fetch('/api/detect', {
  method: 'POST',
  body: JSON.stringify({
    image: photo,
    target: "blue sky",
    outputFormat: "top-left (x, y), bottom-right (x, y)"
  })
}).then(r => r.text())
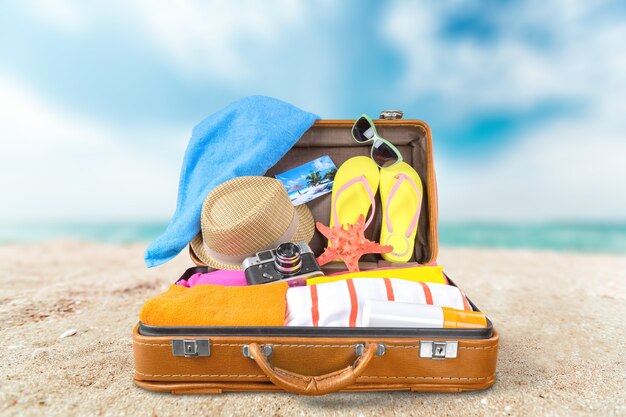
top-left (1, 1), bottom-right (625, 222)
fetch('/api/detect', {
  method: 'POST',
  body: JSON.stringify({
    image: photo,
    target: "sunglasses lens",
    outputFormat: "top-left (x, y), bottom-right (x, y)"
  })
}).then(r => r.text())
top-left (372, 140), bottom-right (400, 168)
top-left (352, 117), bottom-right (376, 143)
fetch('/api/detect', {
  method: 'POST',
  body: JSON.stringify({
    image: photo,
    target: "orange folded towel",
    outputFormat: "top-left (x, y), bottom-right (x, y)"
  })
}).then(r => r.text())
top-left (139, 282), bottom-right (288, 327)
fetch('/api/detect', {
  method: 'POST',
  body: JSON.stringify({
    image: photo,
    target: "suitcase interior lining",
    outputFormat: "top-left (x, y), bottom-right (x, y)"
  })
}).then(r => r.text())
top-left (265, 122), bottom-right (433, 264)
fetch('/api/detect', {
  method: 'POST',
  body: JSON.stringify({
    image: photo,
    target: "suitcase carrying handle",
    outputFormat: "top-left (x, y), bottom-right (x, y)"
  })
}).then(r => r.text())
top-left (246, 342), bottom-right (379, 396)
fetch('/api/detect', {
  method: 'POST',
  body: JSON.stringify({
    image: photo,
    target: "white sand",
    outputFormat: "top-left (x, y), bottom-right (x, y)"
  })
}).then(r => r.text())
top-left (0, 241), bottom-right (624, 416)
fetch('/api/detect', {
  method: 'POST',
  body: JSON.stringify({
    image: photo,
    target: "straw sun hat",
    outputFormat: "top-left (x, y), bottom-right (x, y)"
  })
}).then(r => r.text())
top-left (189, 176), bottom-right (315, 270)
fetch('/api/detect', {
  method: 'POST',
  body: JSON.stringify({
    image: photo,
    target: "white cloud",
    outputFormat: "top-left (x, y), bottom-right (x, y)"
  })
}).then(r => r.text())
top-left (21, 0), bottom-right (342, 114)
top-left (313, 157), bottom-right (333, 172)
top-left (437, 113), bottom-right (626, 221)
top-left (382, 0), bottom-right (626, 117)
top-left (23, 1), bottom-right (330, 82)
top-left (129, 0), bottom-right (310, 81)
top-left (27, 0), bottom-right (87, 33)
top-left (126, 0), bottom-right (341, 113)
top-left (0, 74), bottom-right (188, 222)
top-left (383, 0), bottom-right (626, 220)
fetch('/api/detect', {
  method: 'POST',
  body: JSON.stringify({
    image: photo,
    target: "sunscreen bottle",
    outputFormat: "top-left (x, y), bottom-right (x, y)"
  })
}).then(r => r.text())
top-left (361, 300), bottom-right (487, 329)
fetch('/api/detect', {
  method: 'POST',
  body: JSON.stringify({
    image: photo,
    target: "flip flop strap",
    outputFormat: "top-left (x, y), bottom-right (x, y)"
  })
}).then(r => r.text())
top-left (385, 173), bottom-right (422, 237)
top-left (332, 175), bottom-right (376, 229)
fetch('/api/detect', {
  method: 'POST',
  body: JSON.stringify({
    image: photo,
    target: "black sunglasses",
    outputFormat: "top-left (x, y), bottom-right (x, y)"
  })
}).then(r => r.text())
top-left (352, 114), bottom-right (403, 168)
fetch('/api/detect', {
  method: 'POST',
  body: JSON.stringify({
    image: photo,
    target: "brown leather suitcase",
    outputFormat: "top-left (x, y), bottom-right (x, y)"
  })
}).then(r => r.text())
top-left (133, 115), bottom-right (499, 395)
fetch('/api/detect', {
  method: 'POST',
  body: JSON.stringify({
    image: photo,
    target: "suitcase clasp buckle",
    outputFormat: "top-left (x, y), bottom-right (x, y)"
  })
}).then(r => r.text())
top-left (419, 341), bottom-right (458, 359)
top-left (172, 339), bottom-right (211, 357)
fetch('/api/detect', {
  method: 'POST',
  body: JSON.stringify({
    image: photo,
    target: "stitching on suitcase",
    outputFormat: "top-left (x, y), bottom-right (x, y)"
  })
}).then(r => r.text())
top-left (133, 341), bottom-right (497, 349)
top-left (213, 344), bottom-right (353, 348)
top-left (359, 374), bottom-right (495, 381)
top-left (135, 371), bottom-right (265, 378)
top-left (257, 344), bottom-right (353, 348)
top-left (134, 370), bottom-right (494, 380)
top-left (134, 342), bottom-right (171, 346)
top-left (458, 346), bottom-right (497, 350)
top-left (273, 367), bottom-right (348, 383)
top-left (134, 342), bottom-right (356, 348)
top-left (383, 345), bottom-right (497, 350)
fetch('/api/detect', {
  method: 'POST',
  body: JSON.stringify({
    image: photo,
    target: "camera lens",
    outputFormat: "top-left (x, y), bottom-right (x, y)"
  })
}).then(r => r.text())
top-left (274, 243), bottom-right (302, 276)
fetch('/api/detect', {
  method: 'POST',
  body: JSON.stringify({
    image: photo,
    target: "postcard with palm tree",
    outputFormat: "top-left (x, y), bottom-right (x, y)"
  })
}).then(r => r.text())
top-left (275, 156), bottom-right (338, 206)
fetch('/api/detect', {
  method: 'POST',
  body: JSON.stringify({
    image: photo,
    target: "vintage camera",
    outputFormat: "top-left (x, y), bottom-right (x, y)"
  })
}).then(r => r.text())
top-left (242, 242), bottom-right (324, 286)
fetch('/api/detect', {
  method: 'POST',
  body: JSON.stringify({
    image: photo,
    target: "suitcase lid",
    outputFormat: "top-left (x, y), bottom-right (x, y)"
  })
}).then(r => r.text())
top-left (190, 111), bottom-right (438, 267)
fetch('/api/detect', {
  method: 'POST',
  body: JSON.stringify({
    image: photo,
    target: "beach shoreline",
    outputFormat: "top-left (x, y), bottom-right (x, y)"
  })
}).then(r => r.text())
top-left (0, 241), bottom-right (624, 416)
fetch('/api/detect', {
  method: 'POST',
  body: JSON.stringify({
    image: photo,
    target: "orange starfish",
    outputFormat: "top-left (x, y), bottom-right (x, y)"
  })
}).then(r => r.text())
top-left (316, 214), bottom-right (393, 272)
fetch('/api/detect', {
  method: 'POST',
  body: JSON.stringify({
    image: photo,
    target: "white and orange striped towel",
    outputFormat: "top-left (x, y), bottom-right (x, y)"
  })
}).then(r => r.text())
top-left (285, 278), bottom-right (471, 327)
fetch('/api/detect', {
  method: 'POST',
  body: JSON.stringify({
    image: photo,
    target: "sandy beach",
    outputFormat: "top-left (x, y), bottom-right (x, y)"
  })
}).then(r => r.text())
top-left (0, 241), bottom-right (624, 416)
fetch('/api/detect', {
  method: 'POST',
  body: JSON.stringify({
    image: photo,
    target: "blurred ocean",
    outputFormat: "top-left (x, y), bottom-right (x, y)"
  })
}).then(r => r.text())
top-left (438, 223), bottom-right (626, 253)
top-left (1, 222), bottom-right (625, 253)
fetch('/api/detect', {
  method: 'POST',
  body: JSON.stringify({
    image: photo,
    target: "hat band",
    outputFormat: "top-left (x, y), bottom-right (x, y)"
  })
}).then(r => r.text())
top-left (202, 209), bottom-right (300, 266)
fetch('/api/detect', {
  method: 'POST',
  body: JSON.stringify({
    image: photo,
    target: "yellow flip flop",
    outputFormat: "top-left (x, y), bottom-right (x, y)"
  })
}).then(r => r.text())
top-left (329, 156), bottom-right (380, 230)
top-left (379, 161), bottom-right (423, 263)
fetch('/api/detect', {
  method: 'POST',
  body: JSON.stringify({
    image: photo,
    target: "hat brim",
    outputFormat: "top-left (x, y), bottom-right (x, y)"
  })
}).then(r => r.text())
top-left (189, 204), bottom-right (315, 271)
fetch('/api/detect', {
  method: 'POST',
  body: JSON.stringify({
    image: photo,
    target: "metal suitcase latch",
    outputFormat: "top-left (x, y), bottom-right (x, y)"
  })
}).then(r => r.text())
top-left (379, 110), bottom-right (404, 119)
top-left (172, 339), bottom-right (210, 358)
top-left (242, 344), bottom-right (273, 359)
top-left (355, 343), bottom-right (386, 357)
top-left (419, 341), bottom-right (458, 359)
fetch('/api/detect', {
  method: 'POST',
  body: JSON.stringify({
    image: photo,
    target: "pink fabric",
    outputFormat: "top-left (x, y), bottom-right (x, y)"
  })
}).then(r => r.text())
top-left (176, 270), bottom-right (248, 287)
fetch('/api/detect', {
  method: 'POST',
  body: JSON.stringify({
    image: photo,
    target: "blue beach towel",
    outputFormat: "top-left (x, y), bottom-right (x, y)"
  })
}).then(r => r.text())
top-left (145, 96), bottom-right (319, 267)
